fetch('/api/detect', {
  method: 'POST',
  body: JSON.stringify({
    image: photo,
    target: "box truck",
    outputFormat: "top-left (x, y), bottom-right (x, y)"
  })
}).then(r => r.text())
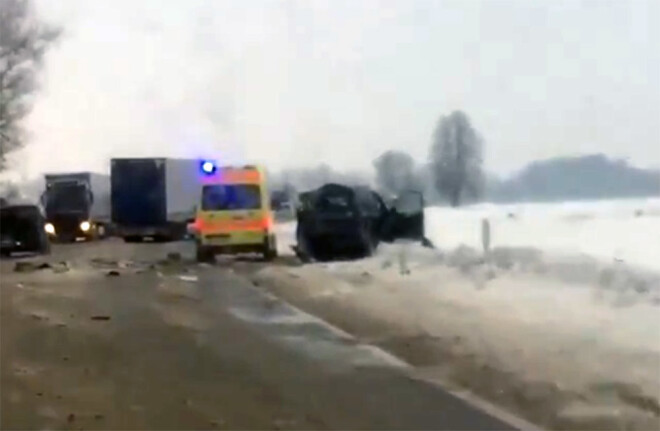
top-left (111, 158), bottom-right (200, 242)
top-left (41, 172), bottom-right (111, 241)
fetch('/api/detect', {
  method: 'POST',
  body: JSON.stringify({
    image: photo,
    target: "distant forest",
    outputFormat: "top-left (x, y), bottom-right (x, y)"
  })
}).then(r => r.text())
top-left (485, 154), bottom-right (660, 203)
top-left (272, 154), bottom-right (660, 205)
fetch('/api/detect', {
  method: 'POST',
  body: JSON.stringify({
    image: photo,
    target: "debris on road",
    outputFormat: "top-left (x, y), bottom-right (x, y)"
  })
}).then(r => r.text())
top-left (91, 258), bottom-right (134, 269)
top-left (90, 315), bottom-right (111, 321)
top-left (14, 262), bottom-right (40, 272)
top-left (14, 261), bottom-right (70, 273)
top-left (52, 261), bottom-right (70, 273)
top-left (105, 270), bottom-right (121, 277)
top-left (209, 419), bottom-right (225, 428)
top-left (167, 252), bottom-right (182, 262)
top-left (90, 257), bottom-right (117, 267)
top-left (178, 275), bottom-right (198, 282)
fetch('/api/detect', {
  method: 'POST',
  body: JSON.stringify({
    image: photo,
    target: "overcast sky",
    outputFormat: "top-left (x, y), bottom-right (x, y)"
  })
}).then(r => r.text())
top-left (15, 0), bottom-right (660, 178)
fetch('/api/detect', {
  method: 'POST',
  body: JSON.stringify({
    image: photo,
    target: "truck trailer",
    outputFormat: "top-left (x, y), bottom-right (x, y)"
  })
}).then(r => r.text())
top-left (41, 172), bottom-right (111, 241)
top-left (111, 158), bottom-right (200, 242)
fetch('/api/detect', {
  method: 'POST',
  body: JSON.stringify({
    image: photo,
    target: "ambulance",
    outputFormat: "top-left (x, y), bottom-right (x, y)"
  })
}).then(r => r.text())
top-left (190, 162), bottom-right (277, 262)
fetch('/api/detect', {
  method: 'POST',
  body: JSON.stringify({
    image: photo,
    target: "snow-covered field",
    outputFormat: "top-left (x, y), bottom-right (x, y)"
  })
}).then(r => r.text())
top-left (270, 198), bottom-right (660, 430)
top-left (426, 197), bottom-right (660, 272)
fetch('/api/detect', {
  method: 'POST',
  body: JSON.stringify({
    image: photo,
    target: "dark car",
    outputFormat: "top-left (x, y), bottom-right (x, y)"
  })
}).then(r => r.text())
top-left (0, 204), bottom-right (51, 257)
top-left (294, 183), bottom-right (425, 261)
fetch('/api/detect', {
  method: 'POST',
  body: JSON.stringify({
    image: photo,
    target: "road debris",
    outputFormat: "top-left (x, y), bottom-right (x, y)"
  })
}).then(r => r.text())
top-left (209, 419), bottom-right (226, 427)
top-left (178, 275), bottom-right (198, 282)
top-left (14, 261), bottom-right (70, 273)
top-left (14, 262), bottom-right (40, 272)
top-left (52, 261), bottom-right (70, 273)
top-left (90, 315), bottom-right (111, 321)
top-left (167, 252), bottom-right (182, 262)
top-left (90, 257), bottom-right (119, 267)
top-left (105, 270), bottom-right (121, 277)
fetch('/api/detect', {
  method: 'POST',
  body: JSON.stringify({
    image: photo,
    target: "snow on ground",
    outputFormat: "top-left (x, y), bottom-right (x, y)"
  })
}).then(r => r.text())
top-left (270, 198), bottom-right (660, 429)
top-left (426, 197), bottom-right (660, 272)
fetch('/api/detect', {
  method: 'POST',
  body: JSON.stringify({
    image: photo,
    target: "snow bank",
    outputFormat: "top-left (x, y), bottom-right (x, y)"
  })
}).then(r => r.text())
top-left (257, 242), bottom-right (660, 429)
top-left (268, 199), bottom-right (660, 429)
top-left (426, 197), bottom-right (660, 272)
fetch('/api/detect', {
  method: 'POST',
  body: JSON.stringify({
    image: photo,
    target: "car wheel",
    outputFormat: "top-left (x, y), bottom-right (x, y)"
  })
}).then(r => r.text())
top-left (196, 245), bottom-right (214, 263)
top-left (360, 229), bottom-right (376, 257)
top-left (40, 239), bottom-right (51, 255)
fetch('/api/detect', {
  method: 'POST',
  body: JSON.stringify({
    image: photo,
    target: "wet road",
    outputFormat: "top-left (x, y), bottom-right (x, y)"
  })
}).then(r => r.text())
top-left (1, 240), bottom-right (518, 430)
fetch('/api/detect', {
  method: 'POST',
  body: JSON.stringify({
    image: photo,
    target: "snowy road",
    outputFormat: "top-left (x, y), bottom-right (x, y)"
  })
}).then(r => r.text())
top-left (1, 240), bottom-right (521, 430)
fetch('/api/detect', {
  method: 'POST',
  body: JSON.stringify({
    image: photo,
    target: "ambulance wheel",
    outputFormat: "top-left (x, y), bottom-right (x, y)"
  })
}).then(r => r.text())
top-left (196, 245), bottom-right (214, 263)
top-left (262, 236), bottom-right (277, 261)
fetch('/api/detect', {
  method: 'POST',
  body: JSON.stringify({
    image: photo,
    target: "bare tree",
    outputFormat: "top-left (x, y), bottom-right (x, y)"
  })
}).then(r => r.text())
top-left (372, 150), bottom-right (417, 198)
top-left (0, 0), bottom-right (59, 171)
top-left (429, 110), bottom-right (484, 207)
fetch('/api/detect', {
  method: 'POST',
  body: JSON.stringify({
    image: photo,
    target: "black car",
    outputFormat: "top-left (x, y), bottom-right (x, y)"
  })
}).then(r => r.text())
top-left (0, 204), bottom-right (51, 257)
top-left (294, 183), bottom-right (425, 261)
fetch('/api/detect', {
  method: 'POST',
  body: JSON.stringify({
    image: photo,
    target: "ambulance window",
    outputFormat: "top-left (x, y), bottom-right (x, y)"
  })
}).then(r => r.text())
top-left (202, 185), bottom-right (261, 210)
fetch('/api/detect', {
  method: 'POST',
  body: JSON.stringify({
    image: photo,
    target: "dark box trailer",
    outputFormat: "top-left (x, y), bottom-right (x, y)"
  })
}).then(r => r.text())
top-left (42, 172), bottom-right (111, 240)
top-left (111, 158), bottom-right (201, 241)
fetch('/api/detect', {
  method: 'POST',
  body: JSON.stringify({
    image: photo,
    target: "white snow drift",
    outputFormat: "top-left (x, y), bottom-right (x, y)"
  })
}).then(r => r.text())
top-left (270, 197), bottom-right (660, 429)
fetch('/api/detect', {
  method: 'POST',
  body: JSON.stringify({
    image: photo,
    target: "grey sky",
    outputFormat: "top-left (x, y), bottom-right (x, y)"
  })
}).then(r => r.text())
top-left (16, 0), bottom-right (660, 178)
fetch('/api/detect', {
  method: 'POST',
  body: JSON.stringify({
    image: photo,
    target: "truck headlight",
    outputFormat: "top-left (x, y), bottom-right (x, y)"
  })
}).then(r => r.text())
top-left (45, 223), bottom-right (55, 234)
top-left (80, 221), bottom-right (91, 232)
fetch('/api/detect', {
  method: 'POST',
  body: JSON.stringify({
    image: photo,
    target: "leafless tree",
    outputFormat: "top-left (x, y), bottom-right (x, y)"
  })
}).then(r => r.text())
top-left (429, 110), bottom-right (484, 207)
top-left (0, 0), bottom-right (60, 171)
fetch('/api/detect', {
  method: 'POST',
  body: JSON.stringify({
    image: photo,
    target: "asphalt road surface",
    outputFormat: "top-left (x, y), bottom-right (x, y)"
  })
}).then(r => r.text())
top-left (1, 239), bottom-right (520, 430)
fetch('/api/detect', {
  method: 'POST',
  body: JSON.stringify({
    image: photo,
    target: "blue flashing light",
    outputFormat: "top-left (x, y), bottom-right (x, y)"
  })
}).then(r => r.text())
top-left (200, 160), bottom-right (217, 175)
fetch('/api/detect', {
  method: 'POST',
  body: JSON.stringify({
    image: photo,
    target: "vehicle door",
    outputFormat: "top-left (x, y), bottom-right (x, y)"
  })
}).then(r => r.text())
top-left (380, 191), bottom-right (425, 242)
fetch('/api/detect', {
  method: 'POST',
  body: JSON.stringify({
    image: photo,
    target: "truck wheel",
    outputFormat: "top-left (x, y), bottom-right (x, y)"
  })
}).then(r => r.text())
top-left (196, 245), bottom-right (214, 263)
top-left (97, 224), bottom-right (106, 239)
top-left (39, 238), bottom-right (51, 255)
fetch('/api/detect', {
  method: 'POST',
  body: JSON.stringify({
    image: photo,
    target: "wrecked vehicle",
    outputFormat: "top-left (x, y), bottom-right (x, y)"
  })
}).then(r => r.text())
top-left (0, 203), bottom-right (51, 257)
top-left (293, 183), bottom-right (425, 261)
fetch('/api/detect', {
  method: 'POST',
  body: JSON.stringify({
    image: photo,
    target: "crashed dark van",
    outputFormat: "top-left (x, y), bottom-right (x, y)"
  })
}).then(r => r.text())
top-left (0, 203), bottom-right (51, 257)
top-left (294, 183), bottom-right (425, 261)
